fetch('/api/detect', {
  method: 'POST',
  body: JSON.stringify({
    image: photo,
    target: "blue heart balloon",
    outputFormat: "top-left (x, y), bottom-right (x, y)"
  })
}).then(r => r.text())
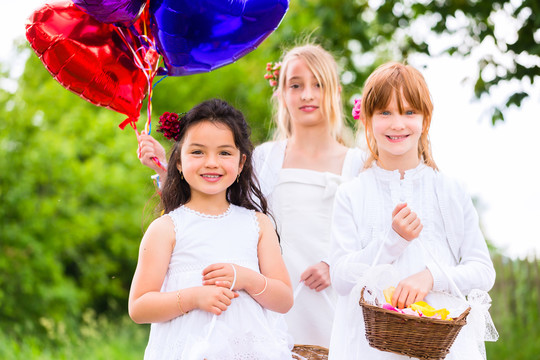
top-left (149, 0), bottom-right (289, 76)
top-left (73, 0), bottom-right (147, 25)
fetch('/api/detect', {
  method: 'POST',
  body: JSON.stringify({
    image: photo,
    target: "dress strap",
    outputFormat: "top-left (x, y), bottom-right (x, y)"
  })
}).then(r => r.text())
top-left (254, 140), bottom-right (287, 197)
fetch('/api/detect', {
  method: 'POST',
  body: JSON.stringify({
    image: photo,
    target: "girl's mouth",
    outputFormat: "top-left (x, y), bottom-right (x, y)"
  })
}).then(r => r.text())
top-left (387, 135), bottom-right (409, 141)
top-left (201, 174), bottom-right (222, 182)
top-left (300, 106), bottom-right (318, 112)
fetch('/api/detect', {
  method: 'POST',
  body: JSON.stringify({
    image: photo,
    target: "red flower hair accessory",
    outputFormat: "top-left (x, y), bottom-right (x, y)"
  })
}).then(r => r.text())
top-left (264, 62), bottom-right (281, 90)
top-left (352, 98), bottom-right (362, 120)
top-left (158, 111), bottom-right (183, 141)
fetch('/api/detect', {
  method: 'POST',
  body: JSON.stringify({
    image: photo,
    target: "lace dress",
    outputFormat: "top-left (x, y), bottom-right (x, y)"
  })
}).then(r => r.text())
top-left (143, 204), bottom-right (293, 360)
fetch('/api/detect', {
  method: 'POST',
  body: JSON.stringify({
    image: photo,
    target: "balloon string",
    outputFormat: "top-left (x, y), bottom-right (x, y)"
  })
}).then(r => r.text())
top-left (114, 26), bottom-right (165, 172)
top-left (148, 74), bottom-right (168, 172)
top-left (145, 72), bottom-right (155, 134)
top-left (146, 74), bottom-right (166, 172)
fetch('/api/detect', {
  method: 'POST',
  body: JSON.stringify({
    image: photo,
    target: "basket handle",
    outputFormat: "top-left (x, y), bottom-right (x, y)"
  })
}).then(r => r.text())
top-left (453, 305), bottom-right (471, 321)
top-left (370, 228), bottom-right (389, 268)
top-left (416, 238), bottom-right (466, 302)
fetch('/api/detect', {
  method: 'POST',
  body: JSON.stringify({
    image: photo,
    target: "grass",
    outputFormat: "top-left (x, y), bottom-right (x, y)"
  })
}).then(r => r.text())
top-left (0, 312), bottom-right (149, 360)
top-left (485, 253), bottom-right (540, 360)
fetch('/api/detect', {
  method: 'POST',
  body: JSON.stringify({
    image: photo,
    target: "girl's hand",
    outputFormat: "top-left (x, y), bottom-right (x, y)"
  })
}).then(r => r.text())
top-left (137, 131), bottom-right (167, 175)
top-left (202, 263), bottom-right (239, 290)
top-left (392, 203), bottom-right (423, 241)
top-left (391, 268), bottom-right (434, 309)
top-left (300, 261), bottom-right (331, 292)
top-left (195, 286), bottom-right (238, 315)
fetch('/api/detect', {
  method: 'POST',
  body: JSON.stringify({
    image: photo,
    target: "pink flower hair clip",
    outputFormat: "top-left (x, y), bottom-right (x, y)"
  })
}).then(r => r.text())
top-left (352, 98), bottom-right (362, 120)
top-left (264, 61), bottom-right (281, 90)
top-left (158, 111), bottom-right (185, 141)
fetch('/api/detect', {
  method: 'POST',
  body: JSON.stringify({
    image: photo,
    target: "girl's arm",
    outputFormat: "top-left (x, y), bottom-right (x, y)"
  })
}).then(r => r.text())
top-left (252, 212), bottom-right (293, 313)
top-left (128, 216), bottom-right (180, 323)
top-left (202, 213), bottom-right (293, 313)
top-left (394, 184), bottom-right (496, 307)
top-left (128, 216), bottom-right (237, 324)
top-left (428, 189), bottom-right (496, 295)
top-left (330, 183), bottom-right (410, 296)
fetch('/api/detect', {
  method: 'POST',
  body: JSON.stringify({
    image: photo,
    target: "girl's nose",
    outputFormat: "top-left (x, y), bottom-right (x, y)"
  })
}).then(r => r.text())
top-left (301, 87), bottom-right (314, 101)
top-left (205, 154), bottom-right (218, 167)
top-left (390, 115), bottom-right (406, 129)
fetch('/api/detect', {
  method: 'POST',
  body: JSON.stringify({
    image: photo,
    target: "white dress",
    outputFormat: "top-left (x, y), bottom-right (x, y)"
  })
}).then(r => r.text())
top-left (329, 163), bottom-right (497, 359)
top-left (144, 204), bottom-right (293, 360)
top-left (254, 140), bottom-right (365, 348)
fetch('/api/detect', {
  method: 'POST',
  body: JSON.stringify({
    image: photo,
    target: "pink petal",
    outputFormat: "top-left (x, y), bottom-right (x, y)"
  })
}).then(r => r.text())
top-left (401, 308), bottom-right (419, 316)
top-left (383, 303), bottom-right (398, 312)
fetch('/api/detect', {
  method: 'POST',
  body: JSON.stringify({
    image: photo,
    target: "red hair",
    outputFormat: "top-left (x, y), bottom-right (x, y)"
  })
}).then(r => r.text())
top-left (360, 62), bottom-right (437, 170)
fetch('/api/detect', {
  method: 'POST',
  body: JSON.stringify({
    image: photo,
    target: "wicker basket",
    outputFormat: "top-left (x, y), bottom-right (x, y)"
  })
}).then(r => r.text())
top-left (359, 287), bottom-right (470, 360)
top-left (292, 344), bottom-right (328, 360)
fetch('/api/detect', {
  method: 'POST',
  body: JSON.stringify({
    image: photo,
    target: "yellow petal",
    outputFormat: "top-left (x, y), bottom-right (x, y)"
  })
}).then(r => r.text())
top-left (383, 286), bottom-right (396, 304)
top-left (409, 301), bottom-right (451, 319)
top-left (434, 308), bottom-right (450, 320)
top-left (410, 302), bottom-right (436, 316)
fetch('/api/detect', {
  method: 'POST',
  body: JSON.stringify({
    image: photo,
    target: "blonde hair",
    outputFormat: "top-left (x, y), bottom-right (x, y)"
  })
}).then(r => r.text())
top-left (272, 44), bottom-right (351, 145)
top-left (360, 61), bottom-right (437, 170)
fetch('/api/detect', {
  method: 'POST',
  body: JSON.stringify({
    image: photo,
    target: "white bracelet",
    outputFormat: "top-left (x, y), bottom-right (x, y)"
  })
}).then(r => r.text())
top-left (230, 264), bottom-right (237, 290)
top-left (252, 275), bottom-right (267, 296)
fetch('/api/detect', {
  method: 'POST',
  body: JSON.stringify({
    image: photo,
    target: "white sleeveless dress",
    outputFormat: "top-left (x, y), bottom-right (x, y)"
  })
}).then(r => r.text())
top-left (143, 204), bottom-right (293, 360)
top-left (256, 142), bottom-right (365, 348)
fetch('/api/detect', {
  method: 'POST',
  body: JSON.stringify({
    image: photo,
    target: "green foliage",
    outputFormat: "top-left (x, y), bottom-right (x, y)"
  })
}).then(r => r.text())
top-left (486, 253), bottom-right (540, 359)
top-left (290, 0), bottom-right (539, 124)
top-left (0, 54), bottom-right (157, 336)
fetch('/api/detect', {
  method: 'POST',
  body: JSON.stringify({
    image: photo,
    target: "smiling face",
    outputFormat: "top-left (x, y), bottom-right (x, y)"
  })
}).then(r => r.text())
top-left (360, 62), bottom-right (436, 171)
top-left (177, 121), bottom-right (246, 204)
top-left (371, 93), bottom-right (423, 171)
top-left (282, 58), bottom-right (325, 131)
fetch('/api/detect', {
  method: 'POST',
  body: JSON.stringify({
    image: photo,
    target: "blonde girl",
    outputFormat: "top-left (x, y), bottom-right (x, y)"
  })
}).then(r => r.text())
top-left (253, 43), bottom-right (365, 348)
top-left (329, 62), bottom-right (496, 359)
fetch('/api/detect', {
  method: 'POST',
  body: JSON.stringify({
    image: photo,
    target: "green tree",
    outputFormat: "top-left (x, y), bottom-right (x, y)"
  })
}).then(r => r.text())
top-left (295, 0), bottom-right (539, 124)
top-left (0, 52), bottom-right (156, 336)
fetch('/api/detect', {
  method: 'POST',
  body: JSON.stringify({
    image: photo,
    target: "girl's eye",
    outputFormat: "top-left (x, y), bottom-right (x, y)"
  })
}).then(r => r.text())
top-left (381, 111), bottom-right (390, 116)
top-left (290, 84), bottom-right (300, 89)
top-left (191, 150), bottom-right (203, 155)
top-left (220, 151), bottom-right (232, 156)
top-left (315, 83), bottom-right (321, 88)
top-left (405, 110), bottom-right (415, 115)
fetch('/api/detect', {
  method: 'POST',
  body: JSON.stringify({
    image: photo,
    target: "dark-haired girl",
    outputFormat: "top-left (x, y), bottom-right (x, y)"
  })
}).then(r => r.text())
top-left (129, 99), bottom-right (294, 359)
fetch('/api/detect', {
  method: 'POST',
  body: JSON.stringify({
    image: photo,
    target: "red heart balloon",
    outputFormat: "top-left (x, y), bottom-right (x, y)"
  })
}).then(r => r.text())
top-left (25, 1), bottom-right (158, 126)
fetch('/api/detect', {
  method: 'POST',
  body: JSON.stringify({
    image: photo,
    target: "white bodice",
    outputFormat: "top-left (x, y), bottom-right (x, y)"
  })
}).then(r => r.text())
top-left (144, 204), bottom-right (292, 360)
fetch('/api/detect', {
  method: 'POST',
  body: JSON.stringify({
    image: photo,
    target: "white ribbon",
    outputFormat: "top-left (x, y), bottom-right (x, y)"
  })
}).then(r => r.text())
top-left (322, 173), bottom-right (343, 200)
top-left (185, 264), bottom-right (238, 360)
top-left (294, 281), bottom-right (335, 311)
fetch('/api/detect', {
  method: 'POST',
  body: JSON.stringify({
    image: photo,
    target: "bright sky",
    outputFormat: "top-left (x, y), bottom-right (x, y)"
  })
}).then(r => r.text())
top-left (4, 1), bottom-right (540, 259)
